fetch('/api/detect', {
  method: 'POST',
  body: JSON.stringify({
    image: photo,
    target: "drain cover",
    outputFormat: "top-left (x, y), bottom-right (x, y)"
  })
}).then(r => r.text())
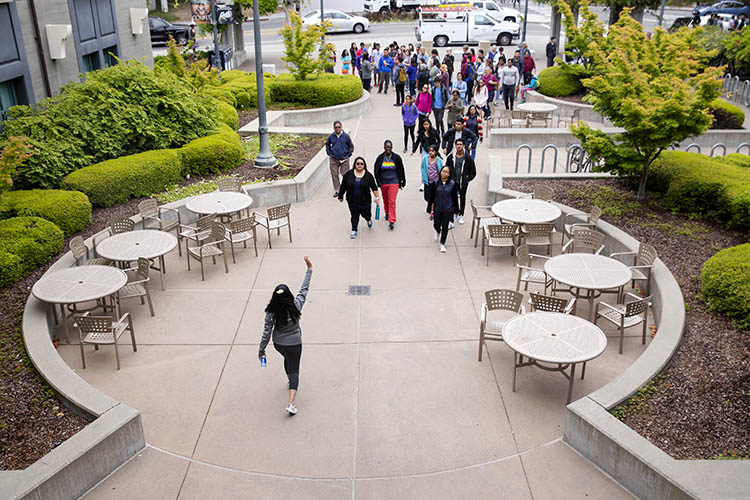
top-left (347, 285), bottom-right (371, 296)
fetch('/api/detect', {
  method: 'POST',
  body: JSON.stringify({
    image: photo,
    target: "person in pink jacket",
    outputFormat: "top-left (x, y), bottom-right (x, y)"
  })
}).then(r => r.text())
top-left (415, 83), bottom-right (433, 129)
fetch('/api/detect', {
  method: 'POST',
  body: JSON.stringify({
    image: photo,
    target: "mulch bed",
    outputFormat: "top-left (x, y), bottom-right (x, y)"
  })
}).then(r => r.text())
top-left (0, 132), bottom-right (323, 470)
top-left (506, 178), bottom-right (750, 460)
top-left (548, 93), bottom-right (588, 104)
top-left (238, 109), bottom-right (258, 129)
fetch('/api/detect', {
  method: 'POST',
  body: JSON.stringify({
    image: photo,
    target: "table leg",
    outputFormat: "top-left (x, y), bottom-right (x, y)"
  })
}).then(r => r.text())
top-left (588, 290), bottom-right (596, 322)
top-left (159, 255), bottom-right (166, 291)
top-left (581, 361), bottom-right (587, 380)
top-left (566, 363), bottom-right (577, 404)
top-left (512, 352), bottom-right (518, 392)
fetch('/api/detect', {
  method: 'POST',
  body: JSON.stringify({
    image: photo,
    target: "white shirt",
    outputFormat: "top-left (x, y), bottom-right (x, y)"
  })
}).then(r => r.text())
top-left (500, 65), bottom-right (520, 86)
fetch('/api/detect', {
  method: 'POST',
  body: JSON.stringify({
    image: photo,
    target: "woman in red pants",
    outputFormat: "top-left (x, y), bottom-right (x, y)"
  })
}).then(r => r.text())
top-left (373, 140), bottom-right (406, 230)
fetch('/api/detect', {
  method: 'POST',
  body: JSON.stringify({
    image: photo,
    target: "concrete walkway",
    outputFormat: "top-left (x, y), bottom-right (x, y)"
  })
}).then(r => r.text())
top-left (63, 91), bottom-right (647, 499)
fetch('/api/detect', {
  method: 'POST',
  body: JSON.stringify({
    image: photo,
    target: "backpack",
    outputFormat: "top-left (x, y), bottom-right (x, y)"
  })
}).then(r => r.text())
top-left (398, 65), bottom-right (407, 83)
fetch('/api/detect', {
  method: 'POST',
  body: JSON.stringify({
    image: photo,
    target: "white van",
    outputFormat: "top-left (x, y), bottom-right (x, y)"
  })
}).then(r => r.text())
top-left (416, 8), bottom-right (520, 46)
top-left (443, 0), bottom-right (522, 23)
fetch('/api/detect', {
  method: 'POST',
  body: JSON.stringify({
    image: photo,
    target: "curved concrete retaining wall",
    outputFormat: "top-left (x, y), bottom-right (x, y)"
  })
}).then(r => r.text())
top-left (488, 168), bottom-right (750, 499)
top-left (528, 90), bottom-right (612, 125)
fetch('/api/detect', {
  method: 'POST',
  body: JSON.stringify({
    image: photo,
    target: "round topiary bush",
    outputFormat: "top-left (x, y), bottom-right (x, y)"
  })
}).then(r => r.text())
top-left (178, 128), bottom-right (245, 177)
top-left (709, 99), bottom-right (745, 129)
top-left (0, 189), bottom-right (91, 236)
top-left (701, 243), bottom-right (750, 329)
top-left (537, 66), bottom-right (583, 97)
top-left (0, 216), bottom-right (63, 287)
top-left (270, 73), bottom-right (363, 107)
top-left (214, 99), bottom-right (239, 130)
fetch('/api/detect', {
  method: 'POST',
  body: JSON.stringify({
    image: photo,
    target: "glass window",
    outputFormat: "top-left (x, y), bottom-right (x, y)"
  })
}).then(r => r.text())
top-left (0, 80), bottom-right (19, 113)
top-left (486, 3), bottom-right (499, 10)
top-left (475, 15), bottom-right (493, 25)
top-left (82, 52), bottom-right (100, 73)
top-left (104, 46), bottom-right (118, 67)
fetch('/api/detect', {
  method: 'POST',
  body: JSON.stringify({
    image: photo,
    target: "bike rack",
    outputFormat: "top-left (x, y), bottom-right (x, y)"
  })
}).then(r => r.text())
top-left (737, 143), bottom-right (750, 155)
top-left (710, 143), bottom-right (726, 157)
top-left (514, 144), bottom-right (532, 173)
top-left (540, 144), bottom-right (558, 173)
top-left (742, 80), bottom-right (750, 106)
top-left (685, 143), bottom-right (701, 154)
top-left (565, 144), bottom-right (582, 172)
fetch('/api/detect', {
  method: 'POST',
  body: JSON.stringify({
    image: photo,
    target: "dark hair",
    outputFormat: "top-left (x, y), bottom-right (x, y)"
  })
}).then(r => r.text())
top-left (265, 285), bottom-right (301, 328)
top-left (455, 137), bottom-right (465, 145)
top-left (455, 118), bottom-right (463, 124)
top-left (333, 120), bottom-right (342, 128)
top-left (353, 156), bottom-right (368, 169)
top-left (383, 140), bottom-right (393, 148)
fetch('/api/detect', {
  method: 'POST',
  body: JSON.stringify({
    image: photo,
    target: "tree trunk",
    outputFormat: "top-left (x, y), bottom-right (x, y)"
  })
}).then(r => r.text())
top-left (608, 4), bottom-right (623, 26)
top-left (550, 5), bottom-right (562, 44)
top-left (631, 6), bottom-right (645, 24)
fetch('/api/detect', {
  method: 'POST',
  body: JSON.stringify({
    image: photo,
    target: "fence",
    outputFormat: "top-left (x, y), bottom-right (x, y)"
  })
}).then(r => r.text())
top-left (721, 73), bottom-right (750, 107)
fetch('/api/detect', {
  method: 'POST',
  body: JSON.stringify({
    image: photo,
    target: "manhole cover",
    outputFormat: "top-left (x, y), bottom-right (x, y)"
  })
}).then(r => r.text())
top-left (347, 285), bottom-right (371, 296)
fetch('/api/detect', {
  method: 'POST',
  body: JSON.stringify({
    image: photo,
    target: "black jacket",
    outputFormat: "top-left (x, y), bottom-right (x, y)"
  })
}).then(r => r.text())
top-left (445, 152), bottom-right (476, 190)
top-left (441, 127), bottom-right (477, 155)
top-left (426, 179), bottom-right (459, 214)
top-left (373, 152), bottom-right (406, 188)
top-left (417, 69), bottom-right (430, 90)
top-left (338, 169), bottom-right (378, 204)
top-left (546, 42), bottom-right (557, 58)
top-left (413, 126), bottom-right (440, 154)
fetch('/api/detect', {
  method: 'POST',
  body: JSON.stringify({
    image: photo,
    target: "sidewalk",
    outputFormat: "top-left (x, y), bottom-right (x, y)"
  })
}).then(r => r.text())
top-left (68, 90), bottom-right (642, 500)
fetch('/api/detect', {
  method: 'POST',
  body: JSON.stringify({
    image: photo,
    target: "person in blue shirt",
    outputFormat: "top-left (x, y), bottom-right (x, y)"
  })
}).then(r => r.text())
top-left (378, 51), bottom-right (393, 94)
top-left (431, 79), bottom-right (448, 136)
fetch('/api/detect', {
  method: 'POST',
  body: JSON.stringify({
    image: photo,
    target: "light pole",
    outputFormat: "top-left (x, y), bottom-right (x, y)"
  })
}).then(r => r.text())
top-left (210, 0), bottom-right (221, 73)
top-left (320, 0), bottom-right (325, 47)
top-left (658, 0), bottom-right (667, 26)
top-left (252, 0), bottom-right (278, 168)
top-left (521, 0), bottom-right (530, 48)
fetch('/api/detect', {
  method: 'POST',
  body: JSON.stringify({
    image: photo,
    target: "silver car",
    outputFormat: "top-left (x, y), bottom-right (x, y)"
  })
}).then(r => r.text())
top-left (302, 9), bottom-right (371, 34)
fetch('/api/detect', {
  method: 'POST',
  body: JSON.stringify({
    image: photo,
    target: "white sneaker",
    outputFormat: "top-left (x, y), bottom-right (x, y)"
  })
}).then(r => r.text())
top-left (458, 215), bottom-right (465, 224)
top-left (448, 221), bottom-right (454, 229)
top-left (434, 232), bottom-right (440, 241)
top-left (286, 404), bottom-right (297, 415)
top-left (419, 185), bottom-right (424, 192)
top-left (440, 245), bottom-right (447, 253)
top-left (350, 231), bottom-right (358, 239)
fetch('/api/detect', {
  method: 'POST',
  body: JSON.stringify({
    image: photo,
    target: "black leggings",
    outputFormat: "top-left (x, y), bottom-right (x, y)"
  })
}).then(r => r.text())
top-left (403, 124), bottom-right (415, 150)
top-left (348, 201), bottom-right (372, 231)
top-left (433, 210), bottom-right (453, 244)
top-left (458, 183), bottom-right (469, 216)
top-left (395, 83), bottom-right (405, 105)
top-left (274, 343), bottom-right (302, 390)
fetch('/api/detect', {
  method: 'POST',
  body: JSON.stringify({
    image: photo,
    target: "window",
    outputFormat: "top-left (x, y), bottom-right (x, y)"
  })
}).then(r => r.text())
top-left (0, 80), bottom-right (19, 119)
top-left (475, 15), bottom-right (493, 25)
top-left (0, 2), bottom-right (33, 116)
top-left (69, 0), bottom-right (120, 75)
top-left (82, 52), bottom-right (100, 73)
top-left (486, 3), bottom-right (499, 11)
top-left (104, 46), bottom-right (118, 67)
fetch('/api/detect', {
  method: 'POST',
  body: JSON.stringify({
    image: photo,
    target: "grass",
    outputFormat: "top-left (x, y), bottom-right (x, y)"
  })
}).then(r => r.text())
top-left (640, 215), bottom-right (709, 239)
top-left (611, 375), bottom-right (667, 421)
top-left (565, 185), bottom-right (640, 217)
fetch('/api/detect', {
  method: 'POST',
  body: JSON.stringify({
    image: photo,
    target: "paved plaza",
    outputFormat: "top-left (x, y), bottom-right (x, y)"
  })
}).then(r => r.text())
top-left (57, 90), bottom-right (646, 499)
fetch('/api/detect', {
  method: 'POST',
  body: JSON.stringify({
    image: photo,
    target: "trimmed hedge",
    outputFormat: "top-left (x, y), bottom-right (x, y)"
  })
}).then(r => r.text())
top-left (270, 73), bottom-right (363, 107)
top-left (648, 151), bottom-right (750, 230)
top-left (179, 127), bottom-right (245, 177)
top-left (0, 189), bottom-right (91, 236)
top-left (62, 149), bottom-right (183, 207)
top-left (0, 217), bottom-right (63, 287)
top-left (701, 243), bottom-right (750, 329)
top-left (219, 72), bottom-right (274, 110)
top-left (718, 153), bottom-right (750, 168)
top-left (214, 99), bottom-right (239, 130)
top-left (710, 99), bottom-right (745, 129)
top-left (537, 66), bottom-right (583, 97)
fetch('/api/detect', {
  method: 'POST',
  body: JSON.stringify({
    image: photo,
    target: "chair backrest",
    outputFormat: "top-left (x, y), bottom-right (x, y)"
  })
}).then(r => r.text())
top-left (69, 236), bottom-right (88, 263)
top-left (511, 110), bottom-right (525, 119)
top-left (209, 222), bottom-right (226, 244)
top-left (217, 177), bottom-right (242, 192)
top-left (515, 243), bottom-right (531, 267)
top-left (230, 216), bottom-right (256, 234)
top-left (196, 213), bottom-right (216, 232)
top-left (588, 206), bottom-right (602, 225)
top-left (487, 224), bottom-right (518, 239)
top-left (532, 185), bottom-right (554, 202)
top-left (110, 218), bottom-right (135, 234)
top-left (637, 243), bottom-right (658, 266)
top-left (77, 315), bottom-right (113, 335)
top-left (571, 108), bottom-right (581, 121)
top-left (267, 203), bottom-right (291, 221)
top-left (135, 257), bottom-right (150, 280)
top-left (529, 292), bottom-right (568, 313)
top-left (138, 199), bottom-right (158, 218)
top-left (470, 199), bottom-right (478, 218)
top-left (625, 296), bottom-right (650, 317)
top-left (571, 228), bottom-right (605, 253)
top-left (485, 289), bottom-right (524, 313)
top-left (525, 223), bottom-right (555, 238)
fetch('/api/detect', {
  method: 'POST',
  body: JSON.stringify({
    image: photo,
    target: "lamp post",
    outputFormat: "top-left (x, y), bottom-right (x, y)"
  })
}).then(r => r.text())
top-left (252, 0), bottom-right (278, 168)
top-left (658, 0), bottom-right (667, 26)
top-left (320, 0), bottom-right (325, 47)
top-left (521, 0), bottom-right (530, 48)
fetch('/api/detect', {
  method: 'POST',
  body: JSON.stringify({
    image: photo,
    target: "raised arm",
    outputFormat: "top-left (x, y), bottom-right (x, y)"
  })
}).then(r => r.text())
top-left (294, 258), bottom-right (313, 311)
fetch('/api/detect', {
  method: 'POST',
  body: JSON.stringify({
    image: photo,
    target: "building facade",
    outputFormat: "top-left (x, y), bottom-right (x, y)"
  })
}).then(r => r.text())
top-left (0, 0), bottom-right (153, 119)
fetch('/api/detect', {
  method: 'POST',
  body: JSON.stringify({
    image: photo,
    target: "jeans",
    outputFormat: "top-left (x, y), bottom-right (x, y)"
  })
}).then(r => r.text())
top-left (273, 343), bottom-right (302, 390)
top-left (502, 84), bottom-right (516, 110)
top-left (378, 71), bottom-right (391, 93)
top-left (470, 145), bottom-right (477, 161)
top-left (433, 210), bottom-right (453, 244)
top-left (433, 107), bottom-right (445, 136)
top-left (395, 83), bottom-right (406, 105)
top-left (380, 184), bottom-right (399, 223)
top-left (409, 80), bottom-right (416, 96)
top-left (348, 201), bottom-right (372, 231)
top-left (403, 124), bottom-right (415, 150)
top-left (487, 89), bottom-right (496, 103)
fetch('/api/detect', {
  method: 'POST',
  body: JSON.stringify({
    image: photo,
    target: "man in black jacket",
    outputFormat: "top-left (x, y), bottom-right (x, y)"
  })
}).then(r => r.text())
top-left (444, 138), bottom-right (476, 224)
top-left (546, 37), bottom-right (557, 68)
top-left (442, 119), bottom-right (477, 157)
top-left (373, 140), bottom-right (406, 230)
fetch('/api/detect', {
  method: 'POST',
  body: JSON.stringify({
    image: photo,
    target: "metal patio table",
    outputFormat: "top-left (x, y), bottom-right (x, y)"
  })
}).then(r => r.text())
top-left (544, 253), bottom-right (632, 321)
top-left (95, 230), bottom-right (177, 290)
top-left (32, 265), bottom-right (127, 341)
top-left (517, 102), bottom-right (558, 113)
top-left (502, 312), bottom-right (607, 404)
top-left (491, 198), bottom-right (562, 225)
top-left (185, 191), bottom-right (253, 218)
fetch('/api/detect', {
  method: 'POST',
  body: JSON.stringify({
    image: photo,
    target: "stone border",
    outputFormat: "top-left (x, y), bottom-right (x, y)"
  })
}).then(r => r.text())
top-left (527, 90), bottom-right (611, 125)
top-left (238, 90), bottom-right (371, 136)
top-left (487, 165), bottom-right (750, 500)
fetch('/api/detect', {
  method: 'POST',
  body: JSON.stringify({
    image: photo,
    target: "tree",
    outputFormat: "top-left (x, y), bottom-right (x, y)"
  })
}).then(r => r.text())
top-left (722, 26), bottom-right (750, 77)
top-left (559, 0), bottom-right (723, 200)
top-left (280, 13), bottom-right (333, 80)
top-left (0, 137), bottom-right (32, 193)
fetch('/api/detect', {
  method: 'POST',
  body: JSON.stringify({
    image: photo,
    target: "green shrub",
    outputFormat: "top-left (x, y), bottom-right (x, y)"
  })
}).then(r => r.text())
top-left (204, 87), bottom-right (237, 107)
top-left (178, 128), bottom-right (245, 176)
top-left (2, 60), bottom-right (217, 189)
top-left (0, 189), bottom-right (91, 236)
top-left (270, 73), bottom-right (363, 107)
top-left (648, 151), bottom-right (750, 230)
top-left (214, 99), bottom-right (239, 129)
top-left (717, 153), bottom-right (750, 168)
top-left (62, 149), bottom-right (183, 207)
top-left (0, 217), bottom-right (63, 287)
top-left (537, 65), bottom-right (583, 97)
top-left (710, 99), bottom-right (745, 129)
top-left (219, 72), bottom-right (273, 109)
top-left (213, 124), bottom-right (243, 148)
top-left (701, 243), bottom-right (750, 329)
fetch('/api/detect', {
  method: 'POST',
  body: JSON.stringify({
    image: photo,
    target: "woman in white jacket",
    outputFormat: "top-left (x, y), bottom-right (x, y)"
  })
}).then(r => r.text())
top-left (473, 80), bottom-right (489, 118)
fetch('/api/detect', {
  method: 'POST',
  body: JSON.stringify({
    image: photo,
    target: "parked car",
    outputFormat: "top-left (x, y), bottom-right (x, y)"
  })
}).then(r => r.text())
top-left (301, 9), bottom-right (371, 34)
top-left (692, 1), bottom-right (749, 18)
top-left (149, 17), bottom-right (194, 45)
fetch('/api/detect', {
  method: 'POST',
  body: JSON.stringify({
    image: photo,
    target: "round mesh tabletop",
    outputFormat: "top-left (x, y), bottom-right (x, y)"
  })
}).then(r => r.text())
top-left (185, 192), bottom-right (253, 215)
top-left (516, 102), bottom-right (558, 113)
top-left (96, 230), bottom-right (177, 262)
top-left (32, 265), bottom-right (127, 304)
top-left (491, 199), bottom-right (562, 224)
top-left (544, 253), bottom-right (631, 290)
top-left (502, 312), bottom-right (607, 364)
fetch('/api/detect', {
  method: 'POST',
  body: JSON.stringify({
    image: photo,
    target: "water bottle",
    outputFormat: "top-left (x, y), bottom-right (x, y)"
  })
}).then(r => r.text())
top-left (260, 355), bottom-right (267, 368)
top-left (375, 204), bottom-right (380, 220)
